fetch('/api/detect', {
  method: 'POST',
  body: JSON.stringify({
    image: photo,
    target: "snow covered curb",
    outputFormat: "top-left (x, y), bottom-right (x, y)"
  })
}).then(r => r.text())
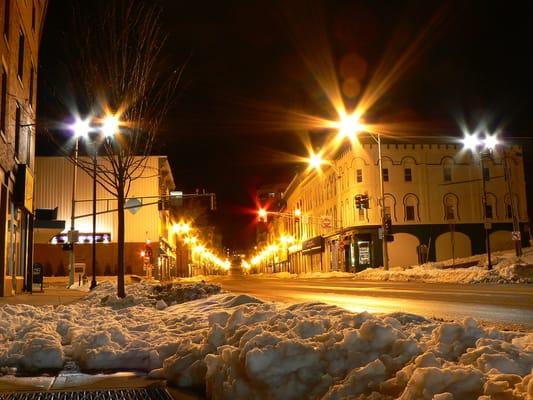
top-left (0, 281), bottom-right (532, 399)
top-left (354, 250), bottom-right (533, 284)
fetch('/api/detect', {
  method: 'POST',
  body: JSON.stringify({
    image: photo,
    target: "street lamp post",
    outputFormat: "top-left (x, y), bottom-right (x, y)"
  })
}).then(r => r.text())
top-left (90, 140), bottom-right (98, 289)
top-left (328, 117), bottom-right (390, 270)
top-left (462, 132), bottom-right (500, 269)
top-left (68, 118), bottom-right (90, 287)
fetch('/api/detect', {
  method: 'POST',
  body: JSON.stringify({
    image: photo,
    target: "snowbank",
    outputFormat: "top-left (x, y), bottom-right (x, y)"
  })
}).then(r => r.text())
top-left (354, 248), bottom-right (533, 284)
top-left (0, 281), bottom-right (532, 399)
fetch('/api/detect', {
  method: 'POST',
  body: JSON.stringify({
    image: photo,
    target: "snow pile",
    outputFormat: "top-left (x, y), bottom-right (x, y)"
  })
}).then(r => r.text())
top-left (0, 281), bottom-right (532, 399)
top-left (355, 248), bottom-right (533, 284)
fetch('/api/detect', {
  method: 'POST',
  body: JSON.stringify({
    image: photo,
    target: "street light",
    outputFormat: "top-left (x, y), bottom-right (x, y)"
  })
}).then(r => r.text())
top-left (461, 132), bottom-right (495, 270)
top-left (336, 113), bottom-right (390, 270)
top-left (67, 117), bottom-right (91, 287)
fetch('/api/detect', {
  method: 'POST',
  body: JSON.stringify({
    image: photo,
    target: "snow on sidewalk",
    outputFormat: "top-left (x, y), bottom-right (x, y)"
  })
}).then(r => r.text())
top-left (354, 248), bottom-right (533, 284)
top-left (0, 281), bottom-right (532, 399)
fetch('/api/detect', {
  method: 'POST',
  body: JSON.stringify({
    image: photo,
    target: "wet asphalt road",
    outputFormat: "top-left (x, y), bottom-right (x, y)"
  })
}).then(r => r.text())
top-left (211, 276), bottom-right (533, 331)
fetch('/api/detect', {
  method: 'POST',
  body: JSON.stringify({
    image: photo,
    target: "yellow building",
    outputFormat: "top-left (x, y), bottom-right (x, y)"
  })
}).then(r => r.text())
top-left (280, 139), bottom-right (528, 272)
top-left (0, 0), bottom-right (47, 295)
top-left (33, 156), bottom-right (177, 279)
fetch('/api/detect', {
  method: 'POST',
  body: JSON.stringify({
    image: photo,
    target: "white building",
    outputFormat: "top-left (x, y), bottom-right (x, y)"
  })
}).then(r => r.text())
top-left (278, 139), bottom-right (528, 273)
top-left (33, 155), bottom-right (176, 278)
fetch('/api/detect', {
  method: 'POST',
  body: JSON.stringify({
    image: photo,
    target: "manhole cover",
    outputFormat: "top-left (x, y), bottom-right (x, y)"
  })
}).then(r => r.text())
top-left (0, 387), bottom-right (173, 400)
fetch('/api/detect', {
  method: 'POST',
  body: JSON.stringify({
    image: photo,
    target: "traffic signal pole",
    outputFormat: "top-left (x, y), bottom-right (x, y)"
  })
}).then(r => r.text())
top-left (377, 134), bottom-right (389, 270)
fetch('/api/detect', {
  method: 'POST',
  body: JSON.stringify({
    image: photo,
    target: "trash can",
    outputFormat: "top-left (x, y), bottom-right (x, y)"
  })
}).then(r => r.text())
top-left (32, 263), bottom-right (44, 292)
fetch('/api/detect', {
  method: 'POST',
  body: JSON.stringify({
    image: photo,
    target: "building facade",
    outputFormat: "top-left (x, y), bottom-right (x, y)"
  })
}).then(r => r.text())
top-left (33, 156), bottom-right (177, 279)
top-left (275, 140), bottom-right (529, 273)
top-left (0, 0), bottom-right (47, 295)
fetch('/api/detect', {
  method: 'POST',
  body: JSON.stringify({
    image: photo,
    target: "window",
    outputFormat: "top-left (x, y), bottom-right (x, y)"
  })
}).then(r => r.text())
top-left (358, 207), bottom-right (365, 221)
top-left (443, 165), bottom-right (452, 182)
top-left (3, 0), bottom-right (9, 38)
top-left (404, 168), bottom-right (412, 182)
top-left (382, 168), bottom-right (389, 182)
top-left (445, 205), bottom-right (455, 220)
top-left (14, 103), bottom-right (20, 157)
top-left (406, 205), bottom-right (415, 221)
top-left (356, 169), bottom-right (362, 183)
top-left (483, 167), bottom-right (490, 181)
top-left (506, 204), bottom-right (512, 219)
top-left (485, 204), bottom-right (493, 219)
top-left (384, 206), bottom-right (391, 220)
top-left (1, 67), bottom-right (6, 135)
top-left (29, 65), bottom-right (34, 107)
top-left (17, 31), bottom-right (25, 80)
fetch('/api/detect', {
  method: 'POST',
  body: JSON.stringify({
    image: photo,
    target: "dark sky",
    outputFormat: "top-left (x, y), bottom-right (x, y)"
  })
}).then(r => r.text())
top-left (38, 0), bottom-right (533, 249)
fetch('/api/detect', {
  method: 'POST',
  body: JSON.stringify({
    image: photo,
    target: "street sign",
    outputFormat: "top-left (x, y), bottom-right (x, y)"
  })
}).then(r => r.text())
top-left (67, 230), bottom-right (79, 243)
top-left (320, 215), bottom-right (332, 228)
top-left (125, 198), bottom-right (142, 214)
top-left (512, 231), bottom-right (521, 241)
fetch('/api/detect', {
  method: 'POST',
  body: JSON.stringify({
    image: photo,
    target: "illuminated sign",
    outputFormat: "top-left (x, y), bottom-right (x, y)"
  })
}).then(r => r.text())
top-left (50, 233), bottom-right (111, 244)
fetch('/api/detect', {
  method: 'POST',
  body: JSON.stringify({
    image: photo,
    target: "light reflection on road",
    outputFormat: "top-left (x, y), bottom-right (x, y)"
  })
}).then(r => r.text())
top-left (214, 277), bottom-right (533, 329)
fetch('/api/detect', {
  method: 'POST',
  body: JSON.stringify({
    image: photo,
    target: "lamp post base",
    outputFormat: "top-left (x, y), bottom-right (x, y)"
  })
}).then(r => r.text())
top-left (90, 279), bottom-right (98, 290)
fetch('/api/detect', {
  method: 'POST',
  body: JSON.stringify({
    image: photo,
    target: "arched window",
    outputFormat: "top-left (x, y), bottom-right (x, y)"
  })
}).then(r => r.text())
top-left (383, 194), bottom-right (397, 221)
top-left (504, 193), bottom-right (520, 219)
top-left (403, 194), bottom-right (420, 222)
top-left (442, 158), bottom-right (454, 182)
top-left (485, 193), bottom-right (497, 219)
top-left (443, 193), bottom-right (460, 221)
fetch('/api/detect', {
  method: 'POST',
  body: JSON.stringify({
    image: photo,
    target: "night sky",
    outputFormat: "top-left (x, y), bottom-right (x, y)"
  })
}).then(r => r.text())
top-left (37, 0), bottom-right (533, 249)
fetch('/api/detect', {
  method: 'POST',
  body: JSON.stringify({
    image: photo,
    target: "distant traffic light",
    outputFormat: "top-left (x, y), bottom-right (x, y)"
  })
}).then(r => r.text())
top-left (385, 215), bottom-right (393, 234)
top-left (355, 194), bottom-right (369, 209)
top-left (258, 208), bottom-right (267, 222)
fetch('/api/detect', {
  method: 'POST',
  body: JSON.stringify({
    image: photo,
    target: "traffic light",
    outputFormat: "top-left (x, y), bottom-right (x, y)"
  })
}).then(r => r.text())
top-left (258, 208), bottom-right (267, 222)
top-left (385, 216), bottom-right (392, 235)
top-left (355, 195), bottom-right (362, 209)
top-left (361, 194), bottom-right (369, 209)
top-left (355, 194), bottom-right (369, 209)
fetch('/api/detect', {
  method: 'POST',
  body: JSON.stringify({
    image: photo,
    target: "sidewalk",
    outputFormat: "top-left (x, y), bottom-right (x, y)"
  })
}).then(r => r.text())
top-left (0, 288), bottom-right (87, 306)
top-left (0, 372), bottom-right (202, 399)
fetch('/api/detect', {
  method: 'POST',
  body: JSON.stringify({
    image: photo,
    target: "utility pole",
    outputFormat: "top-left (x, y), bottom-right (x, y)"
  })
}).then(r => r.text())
top-left (480, 152), bottom-right (492, 270)
top-left (502, 148), bottom-right (522, 257)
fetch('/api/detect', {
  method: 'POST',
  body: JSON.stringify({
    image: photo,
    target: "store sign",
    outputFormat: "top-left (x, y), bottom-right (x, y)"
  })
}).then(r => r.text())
top-left (288, 243), bottom-right (301, 254)
top-left (320, 215), bottom-right (332, 228)
top-left (302, 236), bottom-right (325, 254)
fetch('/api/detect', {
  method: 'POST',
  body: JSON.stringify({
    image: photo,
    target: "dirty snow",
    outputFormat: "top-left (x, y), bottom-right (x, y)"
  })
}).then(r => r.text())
top-left (354, 248), bottom-right (533, 284)
top-left (0, 281), bottom-right (532, 399)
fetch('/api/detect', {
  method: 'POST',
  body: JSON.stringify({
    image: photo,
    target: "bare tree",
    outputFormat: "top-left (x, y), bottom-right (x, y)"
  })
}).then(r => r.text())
top-left (50, 0), bottom-right (180, 297)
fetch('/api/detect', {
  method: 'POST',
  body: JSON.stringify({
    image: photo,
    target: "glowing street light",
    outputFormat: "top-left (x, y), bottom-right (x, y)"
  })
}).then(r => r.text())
top-left (71, 117), bottom-right (91, 138)
top-left (484, 133), bottom-right (499, 150)
top-left (461, 132), bottom-right (481, 152)
top-left (337, 113), bottom-right (363, 141)
top-left (102, 114), bottom-right (120, 137)
top-left (308, 153), bottom-right (323, 170)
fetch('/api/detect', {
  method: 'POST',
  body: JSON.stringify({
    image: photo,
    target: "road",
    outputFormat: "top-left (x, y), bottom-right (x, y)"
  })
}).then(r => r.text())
top-left (212, 276), bottom-right (533, 331)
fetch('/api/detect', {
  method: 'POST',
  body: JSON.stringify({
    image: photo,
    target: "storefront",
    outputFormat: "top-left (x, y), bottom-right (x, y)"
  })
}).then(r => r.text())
top-left (302, 236), bottom-right (325, 272)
